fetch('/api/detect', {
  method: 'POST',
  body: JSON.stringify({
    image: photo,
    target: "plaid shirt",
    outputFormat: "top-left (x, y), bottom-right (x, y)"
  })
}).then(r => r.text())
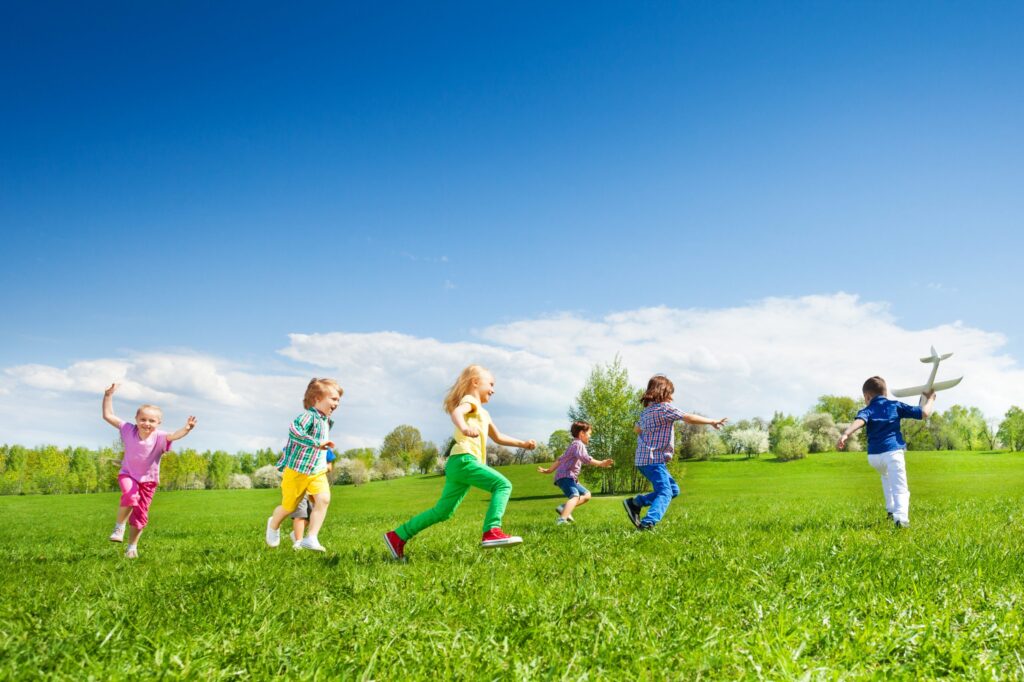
top-left (553, 439), bottom-right (594, 482)
top-left (635, 402), bottom-right (687, 466)
top-left (276, 407), bottom-right (333, 475)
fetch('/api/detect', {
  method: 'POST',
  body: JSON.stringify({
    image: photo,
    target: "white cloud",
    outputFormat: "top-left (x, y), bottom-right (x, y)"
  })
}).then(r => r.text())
top-left (2, 293), bottom-right (1021, 452)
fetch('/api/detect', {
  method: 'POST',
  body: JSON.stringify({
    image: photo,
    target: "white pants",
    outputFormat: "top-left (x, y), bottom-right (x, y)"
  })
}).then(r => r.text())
top-left (867, 449), bottom-right (910, 524)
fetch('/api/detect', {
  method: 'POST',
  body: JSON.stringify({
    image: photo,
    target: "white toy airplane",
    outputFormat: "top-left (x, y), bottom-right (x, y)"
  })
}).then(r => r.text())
top-left (890, 346), bottom-right (964, 398)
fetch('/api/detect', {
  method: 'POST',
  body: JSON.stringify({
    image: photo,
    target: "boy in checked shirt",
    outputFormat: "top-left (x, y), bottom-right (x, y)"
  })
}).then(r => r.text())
top-left (537, 421), bottom-right (613, 524)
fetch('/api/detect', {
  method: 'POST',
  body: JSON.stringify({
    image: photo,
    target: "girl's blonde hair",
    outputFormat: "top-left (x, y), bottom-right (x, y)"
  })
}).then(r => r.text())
top-left (304, 378), bottom-right (343, 409)
top-left (135, 404), bottom-right (163, 420)
top-left (443, 365), bottom-right (490, 413)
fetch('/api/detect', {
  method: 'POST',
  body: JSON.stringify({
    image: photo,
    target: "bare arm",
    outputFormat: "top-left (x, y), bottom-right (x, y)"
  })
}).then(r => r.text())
top-left (537, 464), bottom-right (556, 474)
top-left (837, 419), bottom-right (866, 450)
top-left (102, 383), bottom-right (124, 429)
top-left (683, 414), bottom-right (728, 430)
top-left (596, 458), bottom-right (614, 468)
top-left (919, 390), bottom-right (937, 419)
top-left (450, 402), bottom-right (477, 437)
top-left (167, 416), bottom-right (197, 442)
top-left (488, 422), bottom-right (536, 449)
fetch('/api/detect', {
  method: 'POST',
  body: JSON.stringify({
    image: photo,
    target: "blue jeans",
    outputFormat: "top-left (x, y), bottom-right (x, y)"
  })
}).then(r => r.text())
top-left (554, 477), bottom-right (589, 498)
top-left (633, 463), bottom-right (680, 525)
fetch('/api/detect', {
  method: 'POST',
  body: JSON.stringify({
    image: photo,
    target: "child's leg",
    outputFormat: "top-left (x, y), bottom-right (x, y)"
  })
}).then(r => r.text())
top-left (290, 496), bottom-right (311, 540)
top-left (887, 450), bottom-right (910, 524)
top-left (637, 464), bottom-right (677, 526)
top-left (561, 495), bottom-right (581, 519)
top-left (126, 481), bottom-right (157, 546)
top-left (867, 455), bottom-right (892, 513)
top-left (270, 469), bottom-right (307, 530)
top-left (116, 475), bottom-right (140, 523)
top-left (306, 488), bottom-right (331, 539)
top-left (293, 518), bottom-right (307, 539)
top-left (457, 458), bottom-right (513, 533)
top-left (395, 457), bottom-right (473, 541)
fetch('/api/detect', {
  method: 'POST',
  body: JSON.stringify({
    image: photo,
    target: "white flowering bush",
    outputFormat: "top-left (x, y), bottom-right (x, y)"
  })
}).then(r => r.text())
top-left (774, 425), bottom-right (811, 462)
top-left (253, 465), bottom-right (283, 489)
top-left (372, 459), bottom-right (406, 481)
top-left (333, 459), bottom-right (369, 486)
top-left (227, 473), bottom-right (253, 489)
top-left (725, 428), bottom-right (769, 458)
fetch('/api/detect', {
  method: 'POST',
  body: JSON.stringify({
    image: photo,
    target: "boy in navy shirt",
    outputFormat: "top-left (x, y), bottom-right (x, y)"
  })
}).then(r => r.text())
top-left (838, 376), bottom-right (936, 528)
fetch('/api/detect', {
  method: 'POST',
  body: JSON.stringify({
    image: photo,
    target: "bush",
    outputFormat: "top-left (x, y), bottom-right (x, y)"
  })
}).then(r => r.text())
top-left (180, 475), bottom-right (206, 490)
top-left (253, 465), bottom-right (282, 489)
top-left (227, 473), bottom-right (253, 489)
top-left (774, 425), bottom-right (810, 462)
top-left (724, 428), bottom-right (769, 458)
top-left (334, 459), bottom-right (369, 486)
top-left (372, 459), bottom-right (406, 481)
top-left (803, 413), bottom-right (841, 453)
top-left (531, 444), bottom-right (554, 463)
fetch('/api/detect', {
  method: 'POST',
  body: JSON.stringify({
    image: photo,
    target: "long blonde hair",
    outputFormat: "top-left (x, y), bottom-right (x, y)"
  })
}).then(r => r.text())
top-left (443, 365), bottom-right (489, 414)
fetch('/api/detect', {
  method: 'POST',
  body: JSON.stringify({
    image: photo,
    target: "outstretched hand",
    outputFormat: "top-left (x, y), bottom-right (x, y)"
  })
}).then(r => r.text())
top-left (837, 435), bottom-right (848, 450)
top-left (522, 439), bottom-right (537, 450)
top-left (185, 416), bottom-right (197, 431)
top-left (711, 418), bottom-right (728, 431)
top-left (104, 383), bottom-right (119, 397)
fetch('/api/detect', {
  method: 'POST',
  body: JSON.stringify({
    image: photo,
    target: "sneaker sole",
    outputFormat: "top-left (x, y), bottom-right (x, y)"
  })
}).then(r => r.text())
top-left (109, 537), bottom-right (124, 543)
top-left (481, 537), bottom-right (523, 548)
top-left (383, 533), bottom-right (403, 560)
top-left (622, 499), bottom-right (641, 528)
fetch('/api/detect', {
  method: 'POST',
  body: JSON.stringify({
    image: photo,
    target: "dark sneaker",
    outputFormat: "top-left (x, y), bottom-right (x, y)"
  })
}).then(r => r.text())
top-left (886, 512), bottom-right (894, 521)
top-left (894, 520), bottom-right (910, 529)
top-left (481, 528), bottom-right (523, 548)
top-left (638, 522), bottom-right (655, 532)
top-left (383, 531), bottom-right (406, 560)
top-left (622, 498), bottom-right (642, 528)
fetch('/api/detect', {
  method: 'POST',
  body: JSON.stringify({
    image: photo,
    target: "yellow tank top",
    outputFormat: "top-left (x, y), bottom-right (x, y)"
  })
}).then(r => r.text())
top-left (451, 394), bottom-right (490, 462)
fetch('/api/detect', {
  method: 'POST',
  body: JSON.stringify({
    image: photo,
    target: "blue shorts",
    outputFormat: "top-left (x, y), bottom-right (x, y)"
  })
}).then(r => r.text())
top-left (554, 477), bottom-right (589, 499)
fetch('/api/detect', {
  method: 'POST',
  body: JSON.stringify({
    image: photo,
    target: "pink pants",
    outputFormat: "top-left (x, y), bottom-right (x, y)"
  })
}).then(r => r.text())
top-left (118, 474), bottom-right (158, 529)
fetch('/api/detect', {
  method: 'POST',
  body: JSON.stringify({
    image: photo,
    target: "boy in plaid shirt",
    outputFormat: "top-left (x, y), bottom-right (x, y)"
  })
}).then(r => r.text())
top-left (622, 375), bottom-right (727, 531)
top-left (538, 421), bottom-right (613, 524)
top-left (265, 378), bottom-right (342, 552)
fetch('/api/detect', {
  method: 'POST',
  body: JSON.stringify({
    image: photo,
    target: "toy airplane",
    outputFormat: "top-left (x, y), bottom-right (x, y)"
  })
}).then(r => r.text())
top-left (890, 346), bottom-right (964, 398)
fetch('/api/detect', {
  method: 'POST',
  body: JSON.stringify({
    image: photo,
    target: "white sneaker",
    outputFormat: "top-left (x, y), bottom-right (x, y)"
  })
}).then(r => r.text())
top-left (125, 546), bottom-right (138, 559)
top-left (265, 517), bottom-right (280, 548)
top-left (109, 525), bottom-right (125, 543)
top-left (298, 536), bottom-right (326, 552)
top-left (556, 517), bottom-right (570, 525)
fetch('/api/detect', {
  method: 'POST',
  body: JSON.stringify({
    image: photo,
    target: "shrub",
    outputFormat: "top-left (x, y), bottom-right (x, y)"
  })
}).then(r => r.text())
top-left (334, 459), bottom-right (369, 486)
top-left (227, 473), bottom-right (253, 489)
top-left (725, 428), bottom-right (769, 458)
top-left (803, 413), bottom-right (841, 453)
top-left (253, 465), bottom-right (282, 489)
top-left (180, 475), bottom-right (206, 490)
top-left (774, 425), bottom-right (810, 462)
top-left (372, 459), bottom-right (406, 481)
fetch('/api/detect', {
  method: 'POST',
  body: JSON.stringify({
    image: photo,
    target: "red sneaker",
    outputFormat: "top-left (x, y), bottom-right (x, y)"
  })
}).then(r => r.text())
top-left (481, 528), bottom-right (523, 548)
top-left (383, 530), bottom-right (406, 560)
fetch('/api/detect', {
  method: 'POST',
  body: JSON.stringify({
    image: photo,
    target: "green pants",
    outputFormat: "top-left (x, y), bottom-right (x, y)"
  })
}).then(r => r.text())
top-left (396, 454), bottom-right (512, 540)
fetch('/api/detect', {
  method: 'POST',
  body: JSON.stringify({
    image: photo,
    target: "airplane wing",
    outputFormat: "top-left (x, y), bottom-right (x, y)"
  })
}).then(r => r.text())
top-left (891, 385), bottom-right (928, 398)
top-left (891, 376), bottom-right (963, 397)
top-left (931, 377), bottom-right (963, 392)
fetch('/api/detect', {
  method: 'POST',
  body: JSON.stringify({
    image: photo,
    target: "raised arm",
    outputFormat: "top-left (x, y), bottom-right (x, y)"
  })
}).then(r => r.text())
top-left (682, 413), bottom-right (728, 430)
top-left (102, 383), bottom-right (124, 429)
top-left (167, 416), bottom-right (198, 442)
top-left (837, 419), bottom-right (866, 450)
top-left (488, 422), bottom-right (536, 450)
top-left (919, 390), bottom-right (937, 419)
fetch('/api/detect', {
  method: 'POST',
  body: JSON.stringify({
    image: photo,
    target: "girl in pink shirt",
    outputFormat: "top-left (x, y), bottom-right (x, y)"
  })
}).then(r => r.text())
top-left (102, 383), bottom-right (196, 558)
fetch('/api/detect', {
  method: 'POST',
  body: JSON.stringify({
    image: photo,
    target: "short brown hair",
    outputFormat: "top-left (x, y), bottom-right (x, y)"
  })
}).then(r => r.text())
top-left (641, 375), bottom-right (675, 407)
top-left (570, 420), bottom-right (591, 438)
top-left (303, 378), bottom-right (343, 409)
top-left (862, 376), bottom-right (887, 399)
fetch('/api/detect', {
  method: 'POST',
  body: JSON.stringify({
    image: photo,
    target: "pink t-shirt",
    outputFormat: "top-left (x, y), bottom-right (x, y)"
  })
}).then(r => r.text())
top-left (119, 422), bottom-right (172, 484)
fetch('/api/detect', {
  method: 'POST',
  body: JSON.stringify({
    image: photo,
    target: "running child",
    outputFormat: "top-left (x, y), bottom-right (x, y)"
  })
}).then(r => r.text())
top-left (622, 375), bottom-right (727, 531)
top-left (383, 364), bottom-right (536, 560)
top-left (838, 376), bottom-right (936, 528)
top-left (290, 449), bottom-right (336, 548)
top-left (102, 383), bottom-right (197, 559)
top-left (265, 378), bottom-right (342, 552)
top-left (537, 420), bottom-right (613, 524)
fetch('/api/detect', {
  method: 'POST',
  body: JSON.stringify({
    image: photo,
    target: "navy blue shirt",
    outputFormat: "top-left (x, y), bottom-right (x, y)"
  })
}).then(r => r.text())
top-left (856, 396), bottom-right (924, 455)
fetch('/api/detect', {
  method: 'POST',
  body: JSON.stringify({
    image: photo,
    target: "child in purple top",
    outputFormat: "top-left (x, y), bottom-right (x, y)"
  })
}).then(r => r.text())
top-left (102, 383), bottom-right (196, 558)
top-left (537, 421), bottom-right (613, 524)
top-left (623, 375), bottom-right (727, 531)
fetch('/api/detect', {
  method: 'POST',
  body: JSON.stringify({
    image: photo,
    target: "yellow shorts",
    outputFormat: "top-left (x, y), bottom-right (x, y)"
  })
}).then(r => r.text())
top-left (280, 468), bottom-right (329, 512)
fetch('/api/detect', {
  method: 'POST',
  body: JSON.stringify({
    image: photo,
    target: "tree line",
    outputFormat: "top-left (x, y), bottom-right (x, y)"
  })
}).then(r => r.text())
top-left (1, 360), bottom-right (1022, 495)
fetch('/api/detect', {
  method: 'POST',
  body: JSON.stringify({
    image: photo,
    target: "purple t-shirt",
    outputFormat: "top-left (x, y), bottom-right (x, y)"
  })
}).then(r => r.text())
top-left (553, 440), bottom-right (595, 482)
top-left (119, 422), bottom-right (172, 484)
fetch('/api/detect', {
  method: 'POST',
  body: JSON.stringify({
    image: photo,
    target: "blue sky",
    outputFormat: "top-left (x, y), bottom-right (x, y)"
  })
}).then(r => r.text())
top-left (2, 2), bottom-right (1022, 450)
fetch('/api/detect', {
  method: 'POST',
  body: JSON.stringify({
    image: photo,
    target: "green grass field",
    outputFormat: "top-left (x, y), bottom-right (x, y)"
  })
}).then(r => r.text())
top-left (2, 451), bottom-right (1024, 680)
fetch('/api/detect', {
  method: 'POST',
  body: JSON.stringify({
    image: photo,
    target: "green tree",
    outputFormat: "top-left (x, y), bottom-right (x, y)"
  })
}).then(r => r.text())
top-left (768, 412), bottom-right (800, 453)
top-left (774, 425), bottom-right (810, 462)
top-left (67, 446), bottom-right (99, 493)
top-left (570, 357), bottom-right (643, 493)
top-left (812, 395), bottom-right (863, 424)
top-left (803, 413), bottom-right (840, 453)
top-left (416, 442), bottom-right (440, 474)
top-left (380, 425), bottom-right (423, 470)
top-left (28, 445), bottom-right (69, 494)
top-left (206, 450), bottom-right (236, 489)
top-left (997, 406), bottom-right (1024, 451)
top-left (547, 430), bottom-right (573, 457)
top-left (237, 452), bottom-right (256, 474)
top-left (343, 448), bottom-right (377, 469)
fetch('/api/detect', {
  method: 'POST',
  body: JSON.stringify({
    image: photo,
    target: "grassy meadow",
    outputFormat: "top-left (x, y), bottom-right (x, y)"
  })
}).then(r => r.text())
top-left (2, 451), bottom-right (1024, 680)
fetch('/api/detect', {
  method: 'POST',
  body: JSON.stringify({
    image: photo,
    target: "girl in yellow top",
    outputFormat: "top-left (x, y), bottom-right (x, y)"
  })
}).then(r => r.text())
top-left (384, 365), bottom-right (536, 559)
